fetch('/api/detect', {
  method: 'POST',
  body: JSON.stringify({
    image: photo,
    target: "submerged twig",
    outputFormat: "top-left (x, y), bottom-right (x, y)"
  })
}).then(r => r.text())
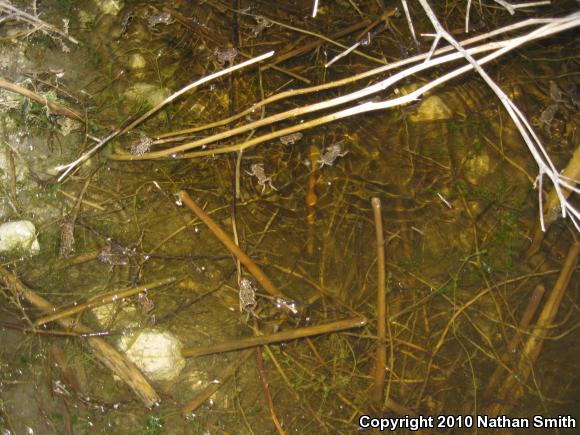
top-left (0, 1), bottom-right (79, 44)
top-left (255, 347), bottom-right (285, 434)
top-left (0, 77), bottom-right (82, 120)
top-left (181, 316), bottom-right (367, 358)
top-left (181, 348), bottom-right (254, 416)
top-left (371, 197), bottom-right (387, 405)
top-left (54, 51), bottom-right (274, 180)
top-left (488, 241), bottom-right (579, 415)
top-left (0, 267), bottom-right (160, 408)
top-left (179, 190), bottom-right (286, 298)
top-left (33, 277), bottom-right (177, 326)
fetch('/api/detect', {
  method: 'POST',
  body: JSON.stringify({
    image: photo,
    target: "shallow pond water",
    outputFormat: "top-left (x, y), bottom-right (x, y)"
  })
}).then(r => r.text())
top-left (1, 0), bottom-right (579, 433)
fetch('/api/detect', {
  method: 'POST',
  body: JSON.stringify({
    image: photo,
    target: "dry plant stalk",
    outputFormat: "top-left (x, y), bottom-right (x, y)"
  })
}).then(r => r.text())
top-left (55, 51), bottom-right (274, 181)
top-left (108, 11), bottom-right (580, 231)
top-left (417, 1), bottom-right (579, 231)
top-left (527, 145), bottom-right (580, 255)
top-left (255, 347), bottom-right (285, 435)
top-left (0, 267), bottom-right (160, 408)
top-left (305, 144), bottom-right (320, 255)
top-left (371, 197), bottom-right (387, 405)
top-left (181, 316), bottom-right (367, 358)
top-left (110, 15), bottom-right (577, 162)
top-left (181, 349), bottom-right (254, 416)
top-left (486, 284), bottom-right (545, 394)
top-left (179, 190), bottom-right (286, 299)
top-left (0, 77), bottom-right (82, 120)
top-left (488, 241), bottom-right (579, 415)
top-left (0, 1), bottom-right (79, 44)
top-left (34, 277), bottom-right (176, 326)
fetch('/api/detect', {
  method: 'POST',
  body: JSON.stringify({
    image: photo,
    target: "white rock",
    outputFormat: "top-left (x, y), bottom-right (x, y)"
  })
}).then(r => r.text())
top-left (94, 0), bottom-right (124, 15)
top-left (409, 94), bottom-right (453, 122)
top-left (119, 329), bottom-right (185, 382)
top-left (129, 54), bottom-right (147, 70)
top-left (92, 301), bottom-right (138, 329)
top-left (124, 83), bottom-right (171, 108)
top-left (0, 220), bottom-right (40, 255)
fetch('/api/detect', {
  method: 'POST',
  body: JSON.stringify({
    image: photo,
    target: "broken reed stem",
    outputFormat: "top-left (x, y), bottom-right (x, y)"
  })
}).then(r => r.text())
top-left (507, 284), bottom-right (546, 355)
top-left (520, 241), bottom-right (579, 366)
top-left (181, 316), bottom-right (367, 358)
top-left (0, 1), bottom-right (79, 44)
top-left (55, 51), bottom-right (274, 180)
top-left (0, 77), bottom-right (82, 120)
top-left (527, 145), bottom-right (580, 256)
top-left (489, 241), bottom-right (579, 415)
top-left (148, 16), bottom-right (555, 143)
top-left (371, 197), bottom-right (387, 405)
top-left (0, 267), bottom-right (160, 408)
top-left (178, 190), bottom-right (285, 298)
top-left (119, 50), bottom-right (274, 136)
top-left (255, 347), bottom-right (285, 435)
top-left (486, 284), bottom-right (545, 394)
top-left (34, 277), bottom-right (177, 326)
top-left (110, 17), bottom-right (571, 162)
top-left (182, 348), bottom-right (253, 416)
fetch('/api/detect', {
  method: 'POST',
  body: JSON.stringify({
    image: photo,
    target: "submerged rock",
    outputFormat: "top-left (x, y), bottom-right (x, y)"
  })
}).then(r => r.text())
top-left (118, 329), bottom-right (185, 382)
top-left (0, 220), bottom-right (40, 255)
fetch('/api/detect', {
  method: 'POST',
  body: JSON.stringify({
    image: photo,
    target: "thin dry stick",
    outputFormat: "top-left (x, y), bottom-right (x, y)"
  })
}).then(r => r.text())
top-left (486, 284), bottom-right (545, 394)
top-left (0, 1), bottom-right (79, 44)
top-left (55, 51), bottom-right (274, 180)
top-left (528, 145), bottom-right (580, 256)
top-left (0, 77), bottom-right (82, 119)
top-left (0, 267), bottom-right (160, 408)
top-left (489, 241), bottom-right (579, 415)
top-left (371, 197), bottom-right (387, 405)
top-left (58, 189), bottom-right (106, 211)
top-left (34, 277), bottom-right (176, 326)
top-left (181, 348), bottom-right (253, 416)
top-left (179, 190), bottom-right (285, 298)
top-left (121, 50), bottom-right (272, 135)
top-left (181, 316), bottom-right (367, 358)
top-left (110, 17), bottom-right (577, 163)
top-left (114, 16), bottom-right (560, 156)
top-left (520, 242), bottom-right (580, 364)
top-left (255, 347), bottom-right (285, 435)
top-left (418, 1), bottom-right (579, 230)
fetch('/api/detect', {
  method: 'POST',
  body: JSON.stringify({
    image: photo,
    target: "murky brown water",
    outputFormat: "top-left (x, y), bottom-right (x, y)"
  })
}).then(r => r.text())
top-left (1, 0), bottom-right (579, 433)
